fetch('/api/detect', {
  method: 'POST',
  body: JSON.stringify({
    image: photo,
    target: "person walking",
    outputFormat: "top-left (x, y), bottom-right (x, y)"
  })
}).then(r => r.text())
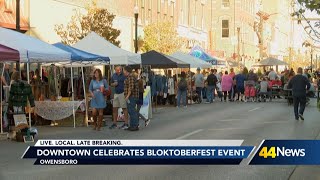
top-left (221, 71), bottom-right (233, 102)
top-left (110, 66), bottom-right (129, 130)
top-left (89, 69), bottom-right (109, 131)
top-left (176, 72), bottom-right (188, 108)
top-left (123, 66), bottom-right (140, 131)
top-left (205, 69), bottom-right (217, 103)
top-left (288, 67), bottom-right (311, 121)
top-left (134, 72), bottom-right (150, 127)
top-left (195, 68), bottom-right (204, 103)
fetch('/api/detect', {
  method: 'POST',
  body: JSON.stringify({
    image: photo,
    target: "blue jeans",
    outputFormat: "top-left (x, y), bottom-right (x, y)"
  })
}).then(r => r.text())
top-left (206, 85), bottom-right (215, 103)
top-left (202, 87), bottom-right (207, 99)
top-left (196, 87), bottom-right (203, 102)
top-left (127, 97), bottom-right (138, 128)
top-left (177, 89), bottom-right (187, 107)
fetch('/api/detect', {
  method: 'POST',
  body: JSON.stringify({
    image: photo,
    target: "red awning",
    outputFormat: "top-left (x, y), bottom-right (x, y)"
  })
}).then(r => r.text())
top-left (0, 44), bottom-right (20, 61)
top-left (0, 6), bottom-right (29, 30)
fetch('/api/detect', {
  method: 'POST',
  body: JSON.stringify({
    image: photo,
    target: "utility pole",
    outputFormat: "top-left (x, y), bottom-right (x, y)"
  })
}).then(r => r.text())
top-left (258, 15), bottom-right (264, 61)
top-left (254, 11), bottom-right (277, 62)
top-left (311, 48), bottom-right (313, 72)
top-left (237, 27), bottom-right (240, 64)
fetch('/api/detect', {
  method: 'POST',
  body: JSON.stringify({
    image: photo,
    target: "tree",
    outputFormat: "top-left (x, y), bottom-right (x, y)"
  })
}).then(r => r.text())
top-left (297, 0), bottom-right (320, 14)
top-left (54, 2), bottom-right (120, 46)
top-left (142, 21), bottom-right (184, 55)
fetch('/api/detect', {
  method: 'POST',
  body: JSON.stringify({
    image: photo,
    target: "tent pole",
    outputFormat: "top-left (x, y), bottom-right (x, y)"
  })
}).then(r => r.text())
top-left (27, 61), bottom-right (32, 128)
top-left (0, 64), bottom-right (5, 134)
top-left (70, 66), bottom-right (76, 128)
top-left (81, 66), bottom-right (88, 127)
top-left (189, 67), bottom-right (192, 105)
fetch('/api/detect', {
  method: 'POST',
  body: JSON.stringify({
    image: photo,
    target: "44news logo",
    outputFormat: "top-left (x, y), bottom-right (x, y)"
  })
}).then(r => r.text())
top-left (258, 146), bottom-right (305, 158)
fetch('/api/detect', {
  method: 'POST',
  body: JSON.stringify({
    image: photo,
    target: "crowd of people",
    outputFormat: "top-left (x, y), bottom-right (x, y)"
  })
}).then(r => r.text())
top-left (175, 66), bottom-right (320, 120)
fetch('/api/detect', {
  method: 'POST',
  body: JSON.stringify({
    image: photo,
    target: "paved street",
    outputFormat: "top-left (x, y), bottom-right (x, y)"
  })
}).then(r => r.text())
top-left (0, 99), bottom-right (319, 180)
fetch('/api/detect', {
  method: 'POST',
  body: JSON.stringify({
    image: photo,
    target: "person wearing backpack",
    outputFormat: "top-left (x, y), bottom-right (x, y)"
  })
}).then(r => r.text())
top-left (205, 69), bottom-right (218, 103)
top-left (176, 71), bottom-right (188, 108)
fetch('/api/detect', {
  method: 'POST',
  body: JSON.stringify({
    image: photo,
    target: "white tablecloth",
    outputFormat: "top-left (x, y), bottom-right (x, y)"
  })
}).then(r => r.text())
top-left (35, 101), bottom-right (82, 121)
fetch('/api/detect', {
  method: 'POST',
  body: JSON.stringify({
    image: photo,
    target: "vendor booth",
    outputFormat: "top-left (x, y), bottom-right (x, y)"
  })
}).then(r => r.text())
top-left (47, 42), bottom-right (110, 128)
top-left (0, 44), bottom-right (20, 136)
top-left (73, 32), bottom-right (141, 65)
top-left (141, 50), bottom-right (191, 107)
top-left (0, 27), bottom-right (72, 141)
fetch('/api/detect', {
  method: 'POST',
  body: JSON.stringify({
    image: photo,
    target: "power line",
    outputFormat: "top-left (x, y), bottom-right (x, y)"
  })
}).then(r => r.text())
top-left (51, 0), bottom-right (86, 9)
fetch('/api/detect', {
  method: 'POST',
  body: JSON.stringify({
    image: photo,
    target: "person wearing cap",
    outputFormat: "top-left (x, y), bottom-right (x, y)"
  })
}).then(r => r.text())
top-left (194, 67), bottom-right (204, 103)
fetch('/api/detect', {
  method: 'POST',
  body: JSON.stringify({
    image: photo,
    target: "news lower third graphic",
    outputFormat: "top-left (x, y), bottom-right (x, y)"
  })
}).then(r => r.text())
top-left (249, 140), bottom-right (320, 165)
top-left (21, 140), bottom-right (320, 165)
top-left (21, 140), bottom-right (253, 165)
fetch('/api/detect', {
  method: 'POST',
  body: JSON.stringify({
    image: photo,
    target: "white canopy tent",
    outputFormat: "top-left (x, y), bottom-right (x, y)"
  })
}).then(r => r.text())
top-left (0, 27), bottom-right (72, 128)
top-left (171, 51), bottom-right (212, 69)
top-left (0, 27), bottom-right (71, 63)
top-left (73, 32), bottom-right (141, 65)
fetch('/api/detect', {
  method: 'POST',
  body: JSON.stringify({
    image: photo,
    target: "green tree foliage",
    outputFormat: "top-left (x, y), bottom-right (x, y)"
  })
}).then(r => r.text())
top-left (54, 2), bottom-right (120, 46)
top-left (297, 0), bottom-right (320, 14)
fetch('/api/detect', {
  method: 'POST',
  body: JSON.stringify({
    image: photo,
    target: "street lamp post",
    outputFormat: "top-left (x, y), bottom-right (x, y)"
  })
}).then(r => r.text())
top-left (134, 5), bottom-right (139, 53)
top-left (16, 0), bottom-right (21, 72)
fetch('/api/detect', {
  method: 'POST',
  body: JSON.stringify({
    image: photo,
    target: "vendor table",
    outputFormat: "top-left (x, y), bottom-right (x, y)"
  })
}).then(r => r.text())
top-left (34, 101), bottom-right (82, 121)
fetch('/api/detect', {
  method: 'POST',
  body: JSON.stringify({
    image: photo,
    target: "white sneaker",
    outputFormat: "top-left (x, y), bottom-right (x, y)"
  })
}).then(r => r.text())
top-left (50, 122), bottom-right (55, 126)
top-left (54, 122), bottom-right (58, 126)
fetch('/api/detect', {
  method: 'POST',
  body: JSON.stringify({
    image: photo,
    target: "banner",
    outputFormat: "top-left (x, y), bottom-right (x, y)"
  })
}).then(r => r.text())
top-left (21, 140), bottom-right (254, 165)
top-left (139, 86), bottom-right (152, 119)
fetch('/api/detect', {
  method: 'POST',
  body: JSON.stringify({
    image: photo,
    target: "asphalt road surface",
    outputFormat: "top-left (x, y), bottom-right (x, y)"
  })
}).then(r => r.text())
top-left (0, 99), bottom-right (319, 180)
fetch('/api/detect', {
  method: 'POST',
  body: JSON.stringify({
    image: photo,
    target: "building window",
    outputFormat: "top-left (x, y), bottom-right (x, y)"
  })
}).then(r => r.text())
top-left (222, 20), bottom-right (229, 38)
top-left (148, 0), bottom-right (152, 10)
top-left (222, 0), bottom-right (230, 8)
top-left (157, 0), bottom-right (161, 13)
top-left (4, 0), bottom-right (13, 13)
top-left (140, 0), bottom-right (145, 24)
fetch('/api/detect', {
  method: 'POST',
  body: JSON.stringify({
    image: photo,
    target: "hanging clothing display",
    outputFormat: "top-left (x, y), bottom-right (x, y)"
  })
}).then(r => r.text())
top-left (167, 77), bottom-right (175, 95)
top-left (47, 65), bottom-right (61, 97)
top-left (9, 80), bottom-right (35, 108)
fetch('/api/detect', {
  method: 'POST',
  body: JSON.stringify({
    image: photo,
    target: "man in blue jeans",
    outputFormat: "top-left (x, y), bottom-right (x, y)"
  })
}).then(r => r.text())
top-left (194, 68), bottom-right (204, 103)
top-left (177, 72), bottom-right (188, 108)
top-left (288, 67), bottom-right (311, 121)
top-left (123, 66), bottom-right (139, 131)
top-left (205, 69), bottom-right (217, 103)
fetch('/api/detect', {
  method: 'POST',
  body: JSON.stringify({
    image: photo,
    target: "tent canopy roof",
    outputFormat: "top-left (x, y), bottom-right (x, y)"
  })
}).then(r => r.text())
top-left (0, 44), bottom-right (20, 62)
top-left (189, 46), bottom-right (215, 62)
top-left (255, 57), bottom-right (288, 66)
top-left (0, 27), bottom-right (71, 63)
top-left (47, 43), bottom-right (110, 67)
top-left (171, 51), bottom-right (212, 68)
top-left (142, 50), bottom-right (189, 69)
top-left (73, 32), bottom-right (141, 65)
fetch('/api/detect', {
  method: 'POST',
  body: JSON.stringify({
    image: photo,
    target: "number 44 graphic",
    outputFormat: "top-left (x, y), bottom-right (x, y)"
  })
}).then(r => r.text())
top-left (259, 147), bottom-right (277, 158)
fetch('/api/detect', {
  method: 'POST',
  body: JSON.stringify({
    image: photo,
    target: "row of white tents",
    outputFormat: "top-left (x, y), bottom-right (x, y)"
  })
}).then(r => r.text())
top-left (0, 27), bottom-right (213, 133)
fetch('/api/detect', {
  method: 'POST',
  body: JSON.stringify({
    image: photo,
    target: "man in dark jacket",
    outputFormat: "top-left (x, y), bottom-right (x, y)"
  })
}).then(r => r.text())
top-left (288, 67), bottom-right (311, 120)
top-left (205, 69), bottom-right (218, 103)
